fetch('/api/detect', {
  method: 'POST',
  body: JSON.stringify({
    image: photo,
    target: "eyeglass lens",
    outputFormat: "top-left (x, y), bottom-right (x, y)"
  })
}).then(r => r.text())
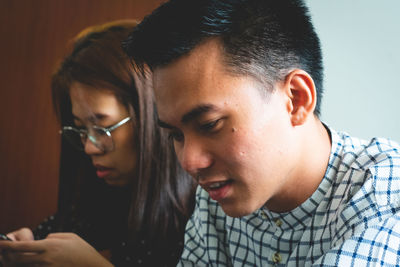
top-left (62, 127), bottom-right (114, 152)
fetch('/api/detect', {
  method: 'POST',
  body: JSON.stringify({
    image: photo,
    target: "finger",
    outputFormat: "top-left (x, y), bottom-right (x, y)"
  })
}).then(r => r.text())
top-left (0, 241), bottom-right (45, 253)
top-left (1, 234), bottom-right (13, 242)
top-left (4, 233), bottom-right (17, 242)
top-left (0, 240), bottom-right (14, 250)
top-left (3, 251), bottom-right (44, 265)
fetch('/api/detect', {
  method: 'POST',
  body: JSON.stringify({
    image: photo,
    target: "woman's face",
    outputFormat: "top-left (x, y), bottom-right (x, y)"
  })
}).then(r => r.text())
top-left (69, 82), bottom-right (137, 186)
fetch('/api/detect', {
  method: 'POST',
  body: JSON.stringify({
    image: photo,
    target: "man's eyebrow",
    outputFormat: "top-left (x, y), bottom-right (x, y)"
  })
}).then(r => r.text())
top-left (181, 104), bottom-right (217, 124)
top-left (157, 104), bottom-right (219, 129)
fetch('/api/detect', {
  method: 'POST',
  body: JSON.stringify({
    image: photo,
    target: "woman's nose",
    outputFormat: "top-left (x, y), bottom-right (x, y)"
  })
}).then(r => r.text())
top-left (83, 138), bottom-right (103, 155)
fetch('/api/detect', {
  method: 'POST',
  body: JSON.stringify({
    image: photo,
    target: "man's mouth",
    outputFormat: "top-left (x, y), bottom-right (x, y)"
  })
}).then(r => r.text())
top-left (208, 180), bottom-right (231, 189)
top-left (201, 180), bottom-right (233, 201)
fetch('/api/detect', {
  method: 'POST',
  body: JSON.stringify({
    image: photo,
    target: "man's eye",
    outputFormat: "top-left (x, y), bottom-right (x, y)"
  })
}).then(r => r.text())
top-left (199, 119), bottom-right (221, 132)
top-left (168, 131), bottom-right (184, 142)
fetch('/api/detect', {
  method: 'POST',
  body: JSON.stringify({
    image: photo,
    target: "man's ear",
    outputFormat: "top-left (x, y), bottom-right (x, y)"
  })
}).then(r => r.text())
top-left (283, 69), bottom-right (316, 126)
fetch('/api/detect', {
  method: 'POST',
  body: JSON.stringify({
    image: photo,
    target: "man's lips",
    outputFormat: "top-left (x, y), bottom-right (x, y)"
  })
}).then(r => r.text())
top-left (200, 180), bottom-right (230, 190)
top-left (199, 180), bottom-right (233, 201)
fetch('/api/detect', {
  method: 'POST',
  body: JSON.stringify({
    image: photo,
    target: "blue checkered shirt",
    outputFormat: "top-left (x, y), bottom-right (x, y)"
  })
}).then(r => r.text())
top-left (178, 127), bottom-right (400, 266)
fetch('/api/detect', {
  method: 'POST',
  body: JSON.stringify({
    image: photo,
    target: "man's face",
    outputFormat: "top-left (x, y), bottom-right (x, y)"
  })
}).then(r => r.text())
top-left (154, 40), bottom-right (300, 217)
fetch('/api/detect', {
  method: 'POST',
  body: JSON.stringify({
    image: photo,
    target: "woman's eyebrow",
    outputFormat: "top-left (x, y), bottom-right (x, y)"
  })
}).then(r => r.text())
top-left (158, 119), bottom-right (174, 129)
top-left (72, 113), bottom-right (110, 123)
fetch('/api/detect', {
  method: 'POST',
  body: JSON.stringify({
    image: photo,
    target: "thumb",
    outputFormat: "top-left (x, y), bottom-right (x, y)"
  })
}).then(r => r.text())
top-left (7, 228), bottom-right (33, 241)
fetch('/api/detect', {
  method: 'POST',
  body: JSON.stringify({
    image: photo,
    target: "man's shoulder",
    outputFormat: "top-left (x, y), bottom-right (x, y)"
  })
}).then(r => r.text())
top-left (355, 137), bottom-right (399, 169)
top-left (334, 131), bottom-right (400, 206)
top-left (335, 131), bottom-right (400, 172)
top-left (363, 138), bottom-right (400, 206)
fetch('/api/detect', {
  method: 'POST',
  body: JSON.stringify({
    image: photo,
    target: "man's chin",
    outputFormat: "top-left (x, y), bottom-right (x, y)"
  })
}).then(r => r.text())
top-left (220, 202), bottom-right (256, 218)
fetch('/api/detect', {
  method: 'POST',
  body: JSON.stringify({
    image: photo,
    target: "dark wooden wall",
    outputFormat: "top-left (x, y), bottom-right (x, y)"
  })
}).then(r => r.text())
top-left (0, 0), bottom-right (164, 233)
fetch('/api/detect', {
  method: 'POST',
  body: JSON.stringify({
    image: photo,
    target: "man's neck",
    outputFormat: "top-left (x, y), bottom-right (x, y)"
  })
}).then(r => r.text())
top-left (265, 117), bottom-right (332, 213)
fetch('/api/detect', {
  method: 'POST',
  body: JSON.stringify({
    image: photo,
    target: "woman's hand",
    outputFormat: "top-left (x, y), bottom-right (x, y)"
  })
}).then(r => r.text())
top-left (0, 233), bottom-right (114, 267)
top-left (0, 228), bottom-right (34, 266)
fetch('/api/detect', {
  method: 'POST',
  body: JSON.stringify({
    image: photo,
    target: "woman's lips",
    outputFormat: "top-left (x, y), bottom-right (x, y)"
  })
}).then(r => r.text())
top-left (94, 165), bottom-right (113, 178)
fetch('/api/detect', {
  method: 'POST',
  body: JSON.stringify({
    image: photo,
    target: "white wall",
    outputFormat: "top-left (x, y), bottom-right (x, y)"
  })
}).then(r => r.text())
top-left (305, 0), bottom-right (400, 142)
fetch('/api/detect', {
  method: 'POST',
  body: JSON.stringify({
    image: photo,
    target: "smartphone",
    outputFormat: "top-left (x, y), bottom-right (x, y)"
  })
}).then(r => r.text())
top-left (0, 234), bottom-right (12, 241)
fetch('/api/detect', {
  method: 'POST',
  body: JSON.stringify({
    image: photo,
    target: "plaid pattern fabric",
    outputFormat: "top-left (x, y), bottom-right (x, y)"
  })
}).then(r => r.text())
top-left (178, 127), bottom-right (400, 266)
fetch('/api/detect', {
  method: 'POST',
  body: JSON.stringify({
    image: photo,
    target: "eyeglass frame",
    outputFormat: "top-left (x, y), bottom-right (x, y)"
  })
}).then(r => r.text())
top-left (59, 116), bottom-right (131, 152)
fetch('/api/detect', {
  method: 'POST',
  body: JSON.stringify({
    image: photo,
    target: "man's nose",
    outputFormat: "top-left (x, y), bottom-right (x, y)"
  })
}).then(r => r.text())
top-left (176, 137), bottom-right (212, 176)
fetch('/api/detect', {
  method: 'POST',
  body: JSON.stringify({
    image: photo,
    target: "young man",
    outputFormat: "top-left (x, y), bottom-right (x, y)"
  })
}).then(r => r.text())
top-left (124, 0), bottom-right (400, 265)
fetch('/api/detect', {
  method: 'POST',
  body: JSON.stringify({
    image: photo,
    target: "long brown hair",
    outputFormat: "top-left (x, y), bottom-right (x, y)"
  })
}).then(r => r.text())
top-left (51, 20), bottom-right (195, 242)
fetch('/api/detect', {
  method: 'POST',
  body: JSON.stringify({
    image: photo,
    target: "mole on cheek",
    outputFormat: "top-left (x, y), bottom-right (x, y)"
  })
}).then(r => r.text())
top-left (232, 127), bottom-right (237, 133)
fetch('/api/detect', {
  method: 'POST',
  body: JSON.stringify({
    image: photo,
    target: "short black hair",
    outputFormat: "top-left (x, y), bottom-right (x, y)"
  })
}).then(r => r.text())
top-left (124, 0), bottom-right (324, 116)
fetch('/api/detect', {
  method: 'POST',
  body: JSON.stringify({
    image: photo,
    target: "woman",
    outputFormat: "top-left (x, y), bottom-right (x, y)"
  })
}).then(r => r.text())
top-left (0, 20), bottom-right (195, 266)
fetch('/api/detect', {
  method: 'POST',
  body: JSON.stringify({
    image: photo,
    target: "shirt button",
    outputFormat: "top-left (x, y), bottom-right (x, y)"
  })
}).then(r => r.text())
top-left (272, 252), bottom-right (282, 263)
top-left (275, 219), bottom-right (282, 227)
top-left (261, 211), bottom-right (268, 219)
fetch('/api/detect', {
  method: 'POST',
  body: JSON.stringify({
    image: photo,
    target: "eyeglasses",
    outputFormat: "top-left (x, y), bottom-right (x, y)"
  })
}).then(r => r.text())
top-left (60, 117), bottom-right (131, 152)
